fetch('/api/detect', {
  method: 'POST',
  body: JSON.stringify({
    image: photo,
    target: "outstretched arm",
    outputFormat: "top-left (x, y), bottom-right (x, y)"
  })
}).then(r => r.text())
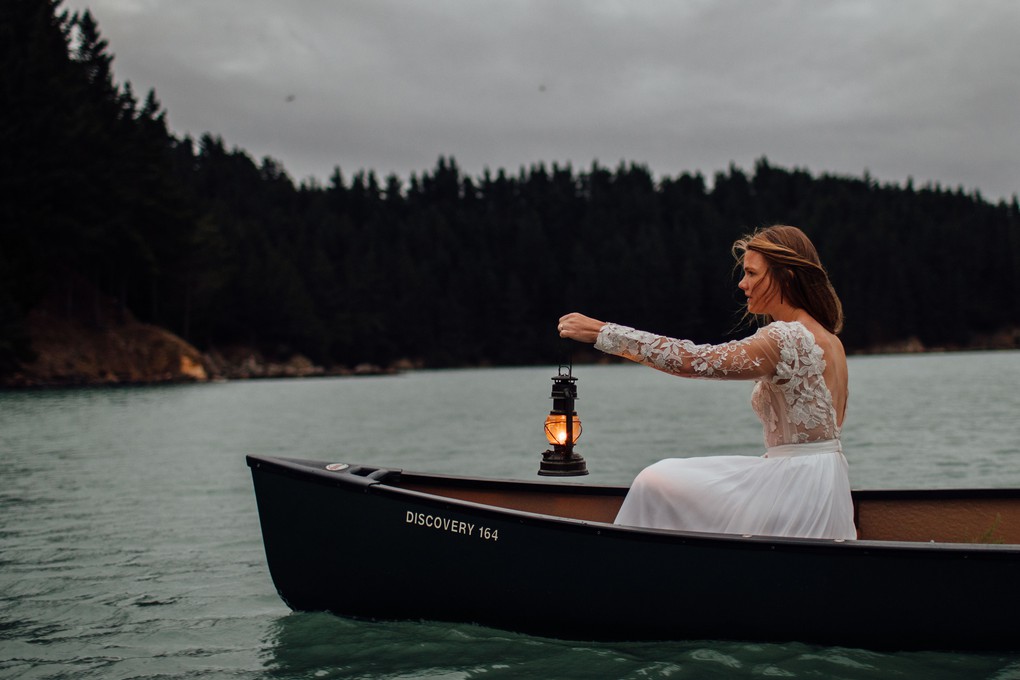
top-left (558, 313), bottom-right (780, 381)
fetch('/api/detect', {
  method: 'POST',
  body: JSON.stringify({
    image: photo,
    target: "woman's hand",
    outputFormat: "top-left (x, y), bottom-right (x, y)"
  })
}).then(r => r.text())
top-left (557, 313), bottom-right (606, 344)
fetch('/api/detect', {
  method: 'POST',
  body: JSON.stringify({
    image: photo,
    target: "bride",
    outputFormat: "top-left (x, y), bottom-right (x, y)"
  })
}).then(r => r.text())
top-left (557, 225), bottom-right (856, 540)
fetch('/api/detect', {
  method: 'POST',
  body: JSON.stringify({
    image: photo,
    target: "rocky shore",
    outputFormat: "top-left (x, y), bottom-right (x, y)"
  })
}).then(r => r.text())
top-left (2, 305), bottom-right (402, 389)
top-left (851, 328), bottom-right (1020, 356)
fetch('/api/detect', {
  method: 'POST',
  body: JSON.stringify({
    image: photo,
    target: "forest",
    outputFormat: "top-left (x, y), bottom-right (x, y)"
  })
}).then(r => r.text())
top-left (3, 0), bottom-right (1020, 378)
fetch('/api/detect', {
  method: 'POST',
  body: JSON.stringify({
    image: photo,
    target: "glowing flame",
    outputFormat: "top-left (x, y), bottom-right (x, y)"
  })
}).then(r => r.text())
top-left (544, 414), bottom-right (582, 446)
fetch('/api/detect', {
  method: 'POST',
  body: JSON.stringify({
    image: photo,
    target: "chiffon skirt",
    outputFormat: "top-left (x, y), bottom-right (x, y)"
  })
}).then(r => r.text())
top-left (614, 439), bottom-right (856, 540)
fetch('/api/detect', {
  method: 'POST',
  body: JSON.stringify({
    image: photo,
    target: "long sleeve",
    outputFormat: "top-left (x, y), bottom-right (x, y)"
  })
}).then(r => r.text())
top-left (594, 323), bottom-right (781, 381)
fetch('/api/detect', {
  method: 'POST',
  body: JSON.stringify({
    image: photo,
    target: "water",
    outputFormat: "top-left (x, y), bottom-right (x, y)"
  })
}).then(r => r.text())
top-left (2, 352), bottom-right (1019, 679)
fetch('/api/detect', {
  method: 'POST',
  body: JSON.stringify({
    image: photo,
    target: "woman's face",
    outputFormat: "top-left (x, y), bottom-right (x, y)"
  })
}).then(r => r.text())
top-left (738, 250), bottom-right (776, 315)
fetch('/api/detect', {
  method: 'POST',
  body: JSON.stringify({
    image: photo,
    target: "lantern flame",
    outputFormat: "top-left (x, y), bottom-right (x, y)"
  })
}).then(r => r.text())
top-left (544, 414), bottom-right (582, 446)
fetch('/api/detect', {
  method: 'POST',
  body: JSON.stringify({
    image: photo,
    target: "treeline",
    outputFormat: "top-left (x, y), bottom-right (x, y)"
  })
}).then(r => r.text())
top-left (3, 1), bottom-right (1020, 375)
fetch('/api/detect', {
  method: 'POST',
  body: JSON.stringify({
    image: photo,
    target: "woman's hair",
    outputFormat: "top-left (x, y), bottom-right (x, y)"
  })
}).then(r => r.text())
top-left (732, 225), bottom-right (844, 334)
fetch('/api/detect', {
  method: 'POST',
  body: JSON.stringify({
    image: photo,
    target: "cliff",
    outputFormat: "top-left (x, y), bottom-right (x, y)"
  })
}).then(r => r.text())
top-left (1, 284), bottom-right (398, 388)
top-left (4, 305), bottom-right (210, 388)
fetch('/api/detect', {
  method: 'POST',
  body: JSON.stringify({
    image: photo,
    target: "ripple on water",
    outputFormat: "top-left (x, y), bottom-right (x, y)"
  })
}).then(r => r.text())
top-left (253, 612), bottom-right (1020, 680)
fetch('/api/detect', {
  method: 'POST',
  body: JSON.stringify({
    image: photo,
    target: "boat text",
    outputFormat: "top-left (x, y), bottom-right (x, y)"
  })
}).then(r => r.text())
top-left (405, 511), bottom-right (499, 542)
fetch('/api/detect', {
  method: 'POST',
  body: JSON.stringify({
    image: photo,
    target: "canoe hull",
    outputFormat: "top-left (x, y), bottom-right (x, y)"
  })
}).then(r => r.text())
top-left (248, 455), bottom-right (1020, 650)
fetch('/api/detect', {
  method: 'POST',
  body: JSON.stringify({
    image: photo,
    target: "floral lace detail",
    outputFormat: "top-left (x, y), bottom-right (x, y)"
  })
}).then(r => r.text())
top-left (752, 322), bottom-right (838, 445)
top-left (595, 325), bottom-right (768, 378)
top-left (595, 321), bottom-right (839, 447)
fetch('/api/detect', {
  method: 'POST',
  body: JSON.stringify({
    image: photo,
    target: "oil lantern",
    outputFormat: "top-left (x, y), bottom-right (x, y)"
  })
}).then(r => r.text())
top-left (539, 364), bottom-right (588, 476)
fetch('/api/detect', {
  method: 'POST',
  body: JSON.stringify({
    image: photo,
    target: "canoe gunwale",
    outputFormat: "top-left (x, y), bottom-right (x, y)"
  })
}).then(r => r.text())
top-left (245, 454), bottom-right (1020, 554)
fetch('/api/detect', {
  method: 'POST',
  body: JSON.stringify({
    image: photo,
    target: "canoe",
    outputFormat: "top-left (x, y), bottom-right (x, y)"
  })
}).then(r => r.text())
top-left (246, 454), bottom-right (1020, 651)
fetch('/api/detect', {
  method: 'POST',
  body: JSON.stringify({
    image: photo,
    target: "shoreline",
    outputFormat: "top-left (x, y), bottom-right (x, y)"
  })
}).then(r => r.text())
top-left (3, 305), bottom-right (1017, 389)
top-left (5, 338), bottom-right (1019, 390)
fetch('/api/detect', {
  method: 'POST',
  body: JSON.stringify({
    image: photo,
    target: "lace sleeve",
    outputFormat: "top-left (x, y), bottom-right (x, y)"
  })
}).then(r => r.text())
top-left (594, 323), bottom-right (781, 380)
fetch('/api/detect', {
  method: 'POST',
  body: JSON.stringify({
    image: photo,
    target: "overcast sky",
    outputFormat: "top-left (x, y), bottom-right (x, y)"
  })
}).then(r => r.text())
top-left (62, 0), bottom-right (1019, 200)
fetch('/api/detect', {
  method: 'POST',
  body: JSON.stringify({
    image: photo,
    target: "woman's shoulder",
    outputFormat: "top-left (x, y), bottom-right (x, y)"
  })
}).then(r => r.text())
top-left (759, 320), bottom-right (815, 345)
top-left (760, 320), bottom-right (828, 363)
top-left (764, 319), bottom-right (847, 369)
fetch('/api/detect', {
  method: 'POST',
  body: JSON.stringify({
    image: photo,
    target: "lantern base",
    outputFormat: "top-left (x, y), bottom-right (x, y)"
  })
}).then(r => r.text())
top-left (538, 449), bottom-right (589, 476)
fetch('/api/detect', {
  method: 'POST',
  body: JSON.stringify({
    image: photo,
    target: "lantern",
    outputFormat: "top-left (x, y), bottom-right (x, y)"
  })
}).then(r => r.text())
top-left (539, 365), bottom-right (588, 476)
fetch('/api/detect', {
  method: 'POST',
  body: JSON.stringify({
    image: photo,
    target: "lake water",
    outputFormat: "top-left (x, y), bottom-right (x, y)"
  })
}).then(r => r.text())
top-left (2, 351), bottom-right (1020, 679)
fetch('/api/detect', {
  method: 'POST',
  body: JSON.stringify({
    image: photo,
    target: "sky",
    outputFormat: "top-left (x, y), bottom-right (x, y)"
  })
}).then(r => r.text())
top-left (61, 0), bottom-right (1020, 200)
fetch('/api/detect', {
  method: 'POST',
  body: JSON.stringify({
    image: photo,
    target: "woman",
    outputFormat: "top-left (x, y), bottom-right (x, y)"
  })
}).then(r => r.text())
top-left (558, 225), bottom-right (856, 540)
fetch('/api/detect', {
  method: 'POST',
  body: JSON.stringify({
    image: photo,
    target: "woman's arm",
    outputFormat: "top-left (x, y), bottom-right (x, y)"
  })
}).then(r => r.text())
top-left (559, 313), bottom-right (780, 381)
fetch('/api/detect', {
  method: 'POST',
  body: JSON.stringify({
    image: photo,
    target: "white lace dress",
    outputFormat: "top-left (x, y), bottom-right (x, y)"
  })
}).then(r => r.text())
top-left (598, 320), bottom-right (856, 540)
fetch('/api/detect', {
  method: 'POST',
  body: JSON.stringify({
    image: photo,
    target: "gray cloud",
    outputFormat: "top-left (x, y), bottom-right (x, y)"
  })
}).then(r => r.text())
top-left (63, 0), bottom-right (1019, 199)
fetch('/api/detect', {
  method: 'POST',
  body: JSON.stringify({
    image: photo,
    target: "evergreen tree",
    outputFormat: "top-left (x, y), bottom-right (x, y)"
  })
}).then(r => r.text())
top-left (4, 0), bottom-right (1019, 380)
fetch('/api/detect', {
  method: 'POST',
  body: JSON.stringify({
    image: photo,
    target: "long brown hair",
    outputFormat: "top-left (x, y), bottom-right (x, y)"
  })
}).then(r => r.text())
top-left (732, 225), bottom-right (844, 334)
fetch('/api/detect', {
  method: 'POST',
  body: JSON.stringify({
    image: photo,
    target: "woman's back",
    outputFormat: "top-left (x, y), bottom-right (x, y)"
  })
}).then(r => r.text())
top-left (750, 320), bottom-right (845, 447)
